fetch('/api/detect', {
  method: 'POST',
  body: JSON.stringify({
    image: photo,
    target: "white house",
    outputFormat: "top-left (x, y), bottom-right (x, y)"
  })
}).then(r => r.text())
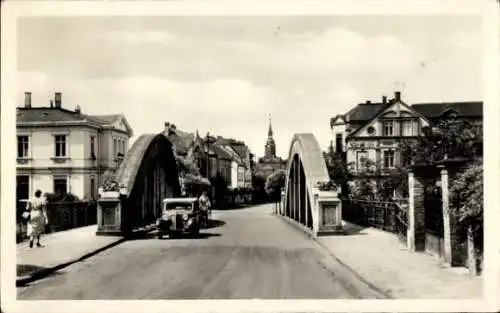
top-left (16, 92), bottom-right (133, 203)
top-left (330, 91), bottom-right (482, 197)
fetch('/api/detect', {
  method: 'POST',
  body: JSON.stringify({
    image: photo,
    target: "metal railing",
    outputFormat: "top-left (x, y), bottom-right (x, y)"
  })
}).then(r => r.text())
top-left (17, 201), bottom-right (97, 242)
top-left (342, 198), bottom-right (408, 241)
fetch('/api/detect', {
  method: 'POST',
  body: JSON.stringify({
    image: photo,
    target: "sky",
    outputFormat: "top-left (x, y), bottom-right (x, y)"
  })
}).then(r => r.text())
top-left (17, 16), bottom-right (482, 159)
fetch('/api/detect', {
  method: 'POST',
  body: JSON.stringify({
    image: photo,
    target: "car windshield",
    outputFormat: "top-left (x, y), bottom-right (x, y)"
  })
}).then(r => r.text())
top-left (165, 203), bottom-right (192, 211)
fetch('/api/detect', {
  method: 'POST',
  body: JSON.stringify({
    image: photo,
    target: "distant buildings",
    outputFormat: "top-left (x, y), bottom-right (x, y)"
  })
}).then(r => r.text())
top-left (255, 117), bottom-right (287, 178)
top-left (162, 122), bottom-right (253, 205)
top-left (330, 91), bottom-right (483, 175)
top-left (16, 92), bottom-right (134, 204)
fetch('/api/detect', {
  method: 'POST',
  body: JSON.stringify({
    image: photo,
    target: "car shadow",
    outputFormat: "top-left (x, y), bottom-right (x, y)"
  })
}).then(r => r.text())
top-left (128, 230), bottom-right (222, 241)
top-left (202, 219), bottom-right (226, 229)
top-left (157, 232), bottom-right (222, 240)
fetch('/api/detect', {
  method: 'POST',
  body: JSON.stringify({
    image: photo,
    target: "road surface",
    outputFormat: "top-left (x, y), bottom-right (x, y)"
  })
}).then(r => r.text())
top-left (18, 203), bottom-right (382, 299)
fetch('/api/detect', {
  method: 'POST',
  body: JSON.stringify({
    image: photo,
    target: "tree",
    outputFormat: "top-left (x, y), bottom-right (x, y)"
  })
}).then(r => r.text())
top-left (449, 159), bottom-right (483, 240)
top-left (264, 169), bottom-right (286, 201)
top-left (403, 118), bottom-right (482, 165)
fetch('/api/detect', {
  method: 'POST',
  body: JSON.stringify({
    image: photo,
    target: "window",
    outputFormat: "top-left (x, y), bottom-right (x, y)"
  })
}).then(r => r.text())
top-left (382, 121), bottom-right (394, 136)
top-left (90, 136), bottom-right (95, 156)
top-left (402, 120), bottom-right (417, 136)
top-left (53, 176), bottom-right (67, 196)
top-left (90, 178), bottom-right (95, 199)
top-left (113, 139), bottom-right (117, 157)
top-left (356, 151), bottom-right (368, 170)
top-left (335, 133), bottom-right (342, 153)
top-left (17, 136), bottom-right (29, 158)
top-left (383, 150), bottom-right (395, 168)
top-left (55, 135), bottom-right (67, 157)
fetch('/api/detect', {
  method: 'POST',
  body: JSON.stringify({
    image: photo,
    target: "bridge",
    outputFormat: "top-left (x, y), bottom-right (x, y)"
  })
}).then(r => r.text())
top-left (95, 132), bottom-right (343, 237)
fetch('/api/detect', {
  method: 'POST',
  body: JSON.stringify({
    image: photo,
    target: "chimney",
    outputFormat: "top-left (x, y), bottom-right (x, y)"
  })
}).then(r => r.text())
top-left (24, 92), bottom-right (32, 108)
top-left (164, 122), bottom-right (170, 129)
top-left (382, 95), bottom-right (387, 104)
top-left (50, 100), bottom-right (54, 108)
top-left (394, 91), bottom-right (401, 101)
top-left (365, 100), bottom-right (371, 105)
top-left (75, 105), bottom-right (81, 114)
top-left (54, 92), bottom-right (62, 108)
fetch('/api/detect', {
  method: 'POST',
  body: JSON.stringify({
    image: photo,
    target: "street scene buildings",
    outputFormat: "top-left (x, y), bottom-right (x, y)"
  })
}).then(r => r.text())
top-left (8, 12), bottom-right (489, 305)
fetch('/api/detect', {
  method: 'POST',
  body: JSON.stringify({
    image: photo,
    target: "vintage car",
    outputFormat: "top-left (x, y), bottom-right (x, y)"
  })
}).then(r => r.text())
top-left (156, 198), bottom-right (200, 239)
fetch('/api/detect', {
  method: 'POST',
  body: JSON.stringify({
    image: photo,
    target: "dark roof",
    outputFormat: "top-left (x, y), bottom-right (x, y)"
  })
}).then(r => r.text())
top-left (411, 102), bottom-right (482, 118)
top-left (16, 107), bottom-right (87, 123)
top-left (163, 128), bottom-right (194, 155)
top-left (231, 144), bottom-right (248, 160)
top-left (211, 144), bottom-right (232, 160)
top-left (346, 103), bottom-right (387, 121)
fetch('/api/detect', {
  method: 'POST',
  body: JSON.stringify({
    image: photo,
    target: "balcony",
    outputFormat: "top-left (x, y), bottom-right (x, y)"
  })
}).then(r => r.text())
top-left (16, 157), bottom-right (32, 165)
top-left (51, 156), bottom-right (70, 164)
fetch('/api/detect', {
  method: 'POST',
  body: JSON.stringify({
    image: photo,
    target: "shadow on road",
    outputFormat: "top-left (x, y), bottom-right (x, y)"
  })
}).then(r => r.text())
top-left (128, 230), bottom-right (222, 241)
top-left (341, 222), bottom-right (368, 236)
top-left (17, 264), bottom-right (63, 286)
top-left (203, 219), bottom-right (226, 229)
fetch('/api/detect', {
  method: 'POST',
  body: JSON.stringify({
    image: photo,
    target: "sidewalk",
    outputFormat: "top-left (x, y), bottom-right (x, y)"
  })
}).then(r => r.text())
top-left (316, 221), bottom-right (483, 299)
top-left (17, 225), bottom-right (125, 286)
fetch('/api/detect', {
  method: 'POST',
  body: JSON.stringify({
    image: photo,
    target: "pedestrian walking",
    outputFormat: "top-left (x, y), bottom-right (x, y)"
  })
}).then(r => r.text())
top-left (198, 191), bottom-right (211, 227)
top-left (23, 190), bottom-right (48, 248)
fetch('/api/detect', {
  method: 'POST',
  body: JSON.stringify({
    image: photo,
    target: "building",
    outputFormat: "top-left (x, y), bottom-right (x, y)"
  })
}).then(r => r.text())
top-left (16, 92), bottom-right (134, 204)
top-left (331, 91), bottom-right (483, 173)
top-left (256, 117), bottom-right (287, 177)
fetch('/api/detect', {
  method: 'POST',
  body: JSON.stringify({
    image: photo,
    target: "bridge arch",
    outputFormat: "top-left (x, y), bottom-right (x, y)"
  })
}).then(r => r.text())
top-left (282, 133), bottom-right (343, 236)
top-left (98, 133), bottom-right (181, 235)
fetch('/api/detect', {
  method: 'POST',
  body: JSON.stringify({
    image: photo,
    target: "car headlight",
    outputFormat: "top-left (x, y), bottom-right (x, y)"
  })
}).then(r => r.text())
top-left (183, 213), bottom-right (189, 220)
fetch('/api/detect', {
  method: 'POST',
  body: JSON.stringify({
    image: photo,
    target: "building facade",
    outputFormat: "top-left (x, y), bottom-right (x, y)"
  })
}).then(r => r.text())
top-left (331, 91), bottom-right (483, 173)
top-left (16, 92), bottom-right (133, 204)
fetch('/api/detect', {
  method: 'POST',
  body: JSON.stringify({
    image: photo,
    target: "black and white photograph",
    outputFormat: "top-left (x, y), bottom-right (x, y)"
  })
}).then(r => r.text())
top-left (1, 1), bottom-right (499, 312)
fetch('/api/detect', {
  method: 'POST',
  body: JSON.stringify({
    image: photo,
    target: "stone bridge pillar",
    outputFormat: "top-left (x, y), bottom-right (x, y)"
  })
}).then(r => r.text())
top-left (315, 187), bottom-right (343, 236)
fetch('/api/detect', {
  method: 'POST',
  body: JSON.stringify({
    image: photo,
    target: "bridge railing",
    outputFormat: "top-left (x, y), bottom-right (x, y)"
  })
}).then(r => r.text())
top-left (342, 198), bottom-right (408, 242)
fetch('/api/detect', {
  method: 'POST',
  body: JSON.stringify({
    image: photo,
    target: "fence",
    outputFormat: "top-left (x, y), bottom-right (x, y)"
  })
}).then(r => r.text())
top-left (17, 201), bottom-right (97, 242)
top-left (342, 198), bottom-right (408, 242)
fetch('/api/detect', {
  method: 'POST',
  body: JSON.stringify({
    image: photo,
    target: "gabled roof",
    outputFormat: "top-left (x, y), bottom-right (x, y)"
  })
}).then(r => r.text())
top-left (211, 144), bottom-right (233, 160)
top-left (163, 128), bottom-right (195, 155)
top-left (411, 102), bottom-right (482, 118)
top-left (17, 107), bottom-right (88, 123)
top-left (86, 114), bottom-right (121, 125)
top-left (347, 99), bottom-right (429, 138)
top-left (231, 144), bottom-right (249, 160)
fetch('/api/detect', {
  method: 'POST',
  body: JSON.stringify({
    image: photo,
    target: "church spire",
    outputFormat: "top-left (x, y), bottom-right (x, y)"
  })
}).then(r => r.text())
top-left (264, 114), bottom-right (276, 158)
top-left (268, 114), bottom-right (273, 137)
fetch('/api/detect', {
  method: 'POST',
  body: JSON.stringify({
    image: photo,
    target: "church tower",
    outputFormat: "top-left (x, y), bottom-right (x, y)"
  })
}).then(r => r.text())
top-left (264, 115), bottom-right (276, 158)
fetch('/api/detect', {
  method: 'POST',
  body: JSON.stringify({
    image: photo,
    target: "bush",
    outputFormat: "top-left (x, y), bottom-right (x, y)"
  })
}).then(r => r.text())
top-left (44, 192), bottom-right (80, 203)
top-left (264, 169), bottom-right (286, 200)
top-left (101, 169), bottom-right (119, 191)
top-left (449, 159), bottom-right (483, 256)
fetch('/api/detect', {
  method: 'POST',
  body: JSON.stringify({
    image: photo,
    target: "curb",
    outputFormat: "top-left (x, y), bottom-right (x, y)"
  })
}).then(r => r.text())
top-left (276, 214), bottom-right (392, 299)
top-left (16, 237), bottom-right (127, 287)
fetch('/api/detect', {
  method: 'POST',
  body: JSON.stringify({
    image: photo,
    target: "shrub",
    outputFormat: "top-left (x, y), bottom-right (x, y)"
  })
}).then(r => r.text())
top-left (264, 169), bottom-right (286, 200)
top-left (449, 159), bottom-right (483, 256)
top-left (101, 170), bottom-right (119, 191)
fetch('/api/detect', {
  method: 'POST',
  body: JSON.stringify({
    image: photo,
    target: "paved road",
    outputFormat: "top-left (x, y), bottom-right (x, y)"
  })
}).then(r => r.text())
top-left (18, 204), bottom-right (383, 299)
